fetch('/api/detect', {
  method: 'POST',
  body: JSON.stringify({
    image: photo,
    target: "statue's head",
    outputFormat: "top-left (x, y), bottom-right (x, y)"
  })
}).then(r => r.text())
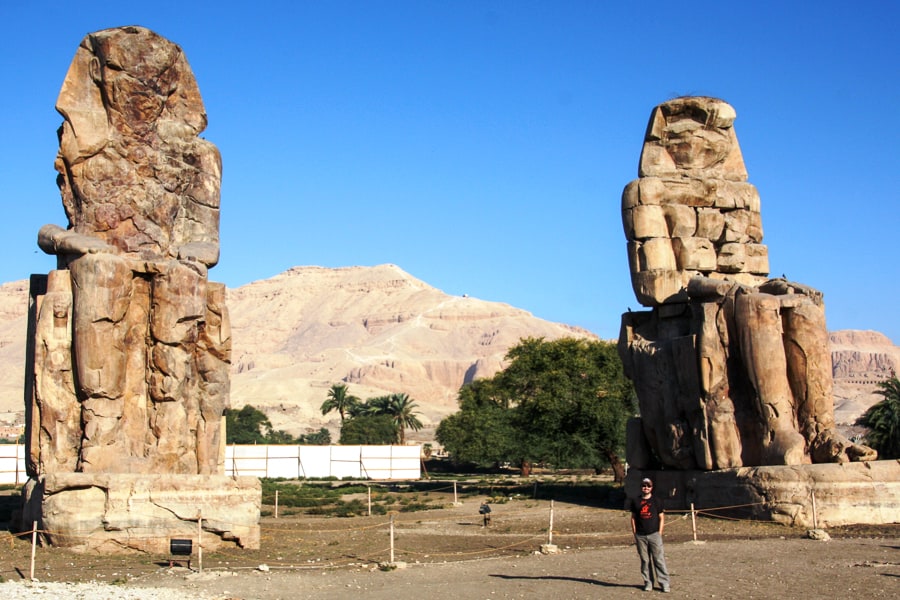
top-left (53, 26), bottom-right (220, 263)
top-left (622, 97), bottom-right (767, 307)
top-left (56, 26), bottom-right (207, 159)
top-left (639, 97), bottom-right (748, 182)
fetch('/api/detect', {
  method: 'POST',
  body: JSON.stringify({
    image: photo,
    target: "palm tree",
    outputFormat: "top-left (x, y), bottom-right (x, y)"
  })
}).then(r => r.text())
top-left (856, 375), bottom-right (900, 459)
top-left (320, 383), bottom-right (360, 422)
top-left (349, 393), bottom-right (423, 444)
top-left (362, 395), bottom-right (393, 416)
top-left (388, 393), bottom-right (423, 445)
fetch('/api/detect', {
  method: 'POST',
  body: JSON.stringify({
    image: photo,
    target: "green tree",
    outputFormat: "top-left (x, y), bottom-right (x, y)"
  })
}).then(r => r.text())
top-left (225, 404), bottom-right (274, 444)
top-left (298, 427), bottom-right (332, 445)
top-left (266, 429), bottom-right (297, 444)
top-left (387, 393), bottom-right (424, 444)
top-left (225, 404), bottom-right (300, 444)
top-left (436, 337), bottom-right (635, 481)
top-left (344, 393), bottom-right (423, 444)
top-left (359, 395), bottom-right (392, 416)
top-left (436, 379), bottom-right (518, 467)
top-left (856, 376), bottom-right (900, 459)
top-left (321, 383), bottom-right (361, 422)
top-left (339, 414), bottom-right (398, 445)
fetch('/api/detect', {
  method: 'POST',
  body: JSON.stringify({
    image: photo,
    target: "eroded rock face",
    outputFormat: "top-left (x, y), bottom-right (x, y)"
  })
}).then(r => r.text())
top-left (619, 97), bottom-right (875, 470)
top-left (622, 97), bottom-right (766, 306)
top-left (20, 473), bottom-right (260, 553)
top-left (625, 462), bottom-right (900, 528)
top-left (26, 26), bottom-right (230, 477)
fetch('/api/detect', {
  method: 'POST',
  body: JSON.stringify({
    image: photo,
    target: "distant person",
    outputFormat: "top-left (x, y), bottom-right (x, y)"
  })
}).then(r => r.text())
top-left (479, 500), bottom-right (492, 527)
top-left (626, 477), bottom-right (670, 592)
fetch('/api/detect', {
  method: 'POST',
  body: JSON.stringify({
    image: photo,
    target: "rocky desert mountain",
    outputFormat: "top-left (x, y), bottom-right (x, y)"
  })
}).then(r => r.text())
top-left (0, 266), bottom-right (897, 443)
top-left (0, 265), bottom-right (595, 442)
top-left (830, 329), bottom-right (900, 430)
top-left (224, 264), bottom-right (597, 440)
top-left (0, 279), bottom-right (29, 427)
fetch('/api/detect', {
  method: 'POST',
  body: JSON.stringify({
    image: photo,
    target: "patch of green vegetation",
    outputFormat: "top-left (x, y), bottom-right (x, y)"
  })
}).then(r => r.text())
top-left (333, 499), bottom-right (367, 517)
top-left (399, 502), bottom-right (432, 513)
top-left (259, 476), bottom-right (623, 518)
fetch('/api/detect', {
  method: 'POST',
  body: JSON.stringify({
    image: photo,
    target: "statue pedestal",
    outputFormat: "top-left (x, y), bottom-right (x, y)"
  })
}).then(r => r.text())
top-left (626, 461), bottom-right (900, 528)
top-left (18, 473), bottom-right (260, 553)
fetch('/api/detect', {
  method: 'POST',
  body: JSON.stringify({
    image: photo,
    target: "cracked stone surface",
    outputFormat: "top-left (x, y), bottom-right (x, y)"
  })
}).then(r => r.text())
top-left (618, 97), bottom-right (876, 470)
top-left (19, 26), bottom-right (259, 553)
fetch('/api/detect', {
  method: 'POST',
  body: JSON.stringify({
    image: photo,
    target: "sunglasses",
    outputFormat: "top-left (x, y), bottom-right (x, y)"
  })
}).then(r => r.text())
top-left (641, 484), bottom-right (652, 488)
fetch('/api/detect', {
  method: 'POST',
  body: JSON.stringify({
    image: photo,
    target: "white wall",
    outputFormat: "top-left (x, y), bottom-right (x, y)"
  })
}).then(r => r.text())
top-left (225, 445), bottom-right (421, 480)
top-left (0, 444), bottom-right (25, 485)
top-left (0, 444), bottom-right (422, 484)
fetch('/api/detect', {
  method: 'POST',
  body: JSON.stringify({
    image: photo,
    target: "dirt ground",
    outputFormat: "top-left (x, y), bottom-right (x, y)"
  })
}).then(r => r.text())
top-left (1, 488), bottom-right (898, 599)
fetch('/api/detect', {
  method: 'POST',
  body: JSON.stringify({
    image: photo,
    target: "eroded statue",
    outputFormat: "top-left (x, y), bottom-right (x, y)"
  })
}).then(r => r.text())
top-left (26, 26), bottom-right (230, 476)
top-left (618, 97), bottom-right (876, 470)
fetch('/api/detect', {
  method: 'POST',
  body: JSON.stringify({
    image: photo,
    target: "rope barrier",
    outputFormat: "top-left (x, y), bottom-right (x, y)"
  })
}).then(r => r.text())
top-left (398, 533), bottom-right (546, 558)
top-left (18, 497), bottom-right (776, 544)
top-left (20, 499), bottom-right (775, 545)
top-left (668, 500), bottom-right (766, 514)
top-left (4, 484), bottom-right (823, 581)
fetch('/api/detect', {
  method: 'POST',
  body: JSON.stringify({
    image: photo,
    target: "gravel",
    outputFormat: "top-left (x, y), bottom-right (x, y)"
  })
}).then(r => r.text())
top-left (0, 580), bottom-right (216, 599)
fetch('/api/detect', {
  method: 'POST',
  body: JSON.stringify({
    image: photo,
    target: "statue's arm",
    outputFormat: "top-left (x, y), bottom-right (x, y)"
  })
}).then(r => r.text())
top-left (38, 224), bottom-right (115, 256)
top-left (177, 241), bottom-right (219, 268)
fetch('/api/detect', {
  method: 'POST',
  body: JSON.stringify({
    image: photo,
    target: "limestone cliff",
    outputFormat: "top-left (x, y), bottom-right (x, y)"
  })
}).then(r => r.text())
top-left (830, 330), bottom-right (900, 429)
top-left (225, 264), bottom-right (594, 439)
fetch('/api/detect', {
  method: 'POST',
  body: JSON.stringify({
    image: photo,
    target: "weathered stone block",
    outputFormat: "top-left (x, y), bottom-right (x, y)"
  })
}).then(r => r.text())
top-left (662, 204), bottom-right (697, 237)
top-left (627, 205), bottom-right (669, 239)
top-left (709, 181), bottom-right (760, 211)
top-left (637, 177), bottom-right (667, 205)
top-left (631, 270), bottom-right (687, 306)
top-left (625, 417), bottom-right (652, 470)
top-left (717, 242), bottom-right (746, 272)
top-left (20, 473), bottom-right (261, 553)
top-left (640, 238), bottom-right (677, 271)
top-left (695, 208), bottom-right (725, 241)
top-left (744, 243), bottom-right (769, 274)
top-left (723, 209), bottom-right (763, 243)
top-left (672, 237), bottom-right (717, 271)
top-left (627, 461), bottom-right (900, 527)
top-left (622, 180), bottom-right (641, 209)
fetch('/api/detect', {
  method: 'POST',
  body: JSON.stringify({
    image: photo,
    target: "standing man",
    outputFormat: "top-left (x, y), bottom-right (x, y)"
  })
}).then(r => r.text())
top-left (627, 477), bottom-right (670, 592)
top-left (479, 499), bottom-right (492, 527)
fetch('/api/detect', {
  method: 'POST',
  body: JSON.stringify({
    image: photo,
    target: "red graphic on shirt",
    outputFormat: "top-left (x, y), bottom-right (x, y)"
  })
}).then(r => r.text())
top-left (639, 500), bottom-right (652, 519)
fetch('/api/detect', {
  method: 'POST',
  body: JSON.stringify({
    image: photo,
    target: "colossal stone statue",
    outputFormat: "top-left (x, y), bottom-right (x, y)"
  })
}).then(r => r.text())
top-left (618, 97), bottom-right (876, 470)
top-left (26, 26), bottom-right (230, 477)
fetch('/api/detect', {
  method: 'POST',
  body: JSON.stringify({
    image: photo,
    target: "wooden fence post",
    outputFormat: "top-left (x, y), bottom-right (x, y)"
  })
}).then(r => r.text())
top-left (30, 520), bottom-right (37, 580)
top-left (691, 503), bottom-right (698, 542)
top-left (389, 514), bottom-right (395, 564)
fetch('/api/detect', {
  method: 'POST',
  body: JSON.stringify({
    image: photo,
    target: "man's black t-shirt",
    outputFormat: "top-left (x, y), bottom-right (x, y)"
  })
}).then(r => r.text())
top-left (627, 495), bottom-right (664, 535)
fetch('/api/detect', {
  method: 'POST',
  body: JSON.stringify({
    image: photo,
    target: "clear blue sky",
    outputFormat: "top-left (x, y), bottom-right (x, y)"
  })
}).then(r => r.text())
top-left (2, 1), bottom-right (897, 342)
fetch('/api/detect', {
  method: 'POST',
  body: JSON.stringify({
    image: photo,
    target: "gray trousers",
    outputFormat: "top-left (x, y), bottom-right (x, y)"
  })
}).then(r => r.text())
top-left (635, 531), bottom-right (670, 588)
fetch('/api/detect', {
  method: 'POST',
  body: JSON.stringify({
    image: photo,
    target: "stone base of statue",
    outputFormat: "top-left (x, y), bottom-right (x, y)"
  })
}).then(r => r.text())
top-left (16, 473), bottom-right (261, 553)
top-left (626, 461), bottom-right (900, 528)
